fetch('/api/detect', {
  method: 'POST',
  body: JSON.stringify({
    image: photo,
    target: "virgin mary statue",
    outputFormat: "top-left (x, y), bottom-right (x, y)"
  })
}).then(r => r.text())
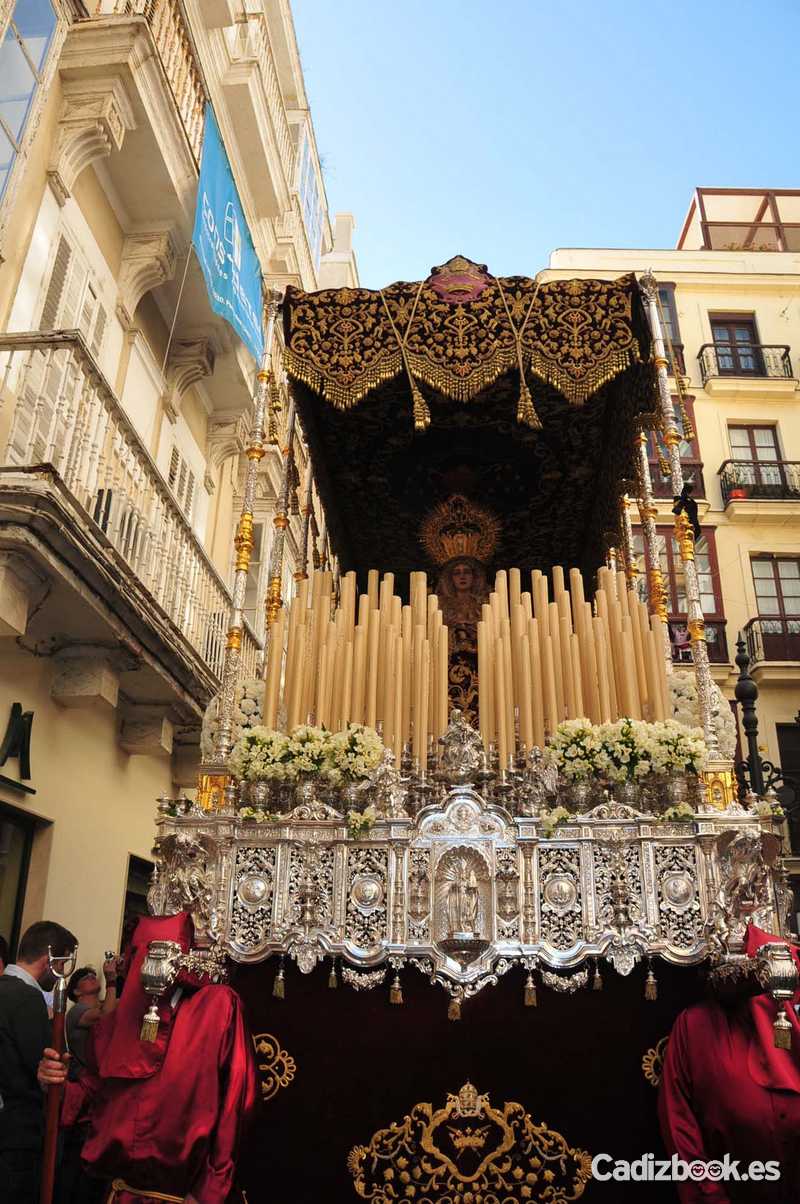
top-left (420, 495), bottom-right (500, 726)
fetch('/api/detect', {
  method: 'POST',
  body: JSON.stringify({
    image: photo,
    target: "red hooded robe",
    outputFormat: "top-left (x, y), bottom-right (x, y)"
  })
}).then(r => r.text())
top-left (658, 925), bottom-right (800, 1203)
top-left (62, 913), bottom-right (257, 1204)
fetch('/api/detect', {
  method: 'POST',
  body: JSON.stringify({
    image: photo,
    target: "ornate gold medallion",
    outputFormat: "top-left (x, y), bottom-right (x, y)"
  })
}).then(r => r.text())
top-left (642, 1036), bottom-right (670, 1088)
top-left (348, 1081), bottom-right (592, 1200)
top-left (251, 1033), bottom-right (296, 1101)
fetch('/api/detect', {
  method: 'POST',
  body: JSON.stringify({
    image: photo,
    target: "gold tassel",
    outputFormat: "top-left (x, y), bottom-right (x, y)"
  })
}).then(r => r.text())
top-left (524, 972), bottom-right (537, 1007)
top-left (447, 996), bottom-right (461, 1021)
top-left (273, 957), bottom-right (285, 1000)
top-left (139, 1002), bottom-right (160, 1043)
top-left (593, 961), bottom-right (603, 991)
top-left (774, 1006), bottom-right (793, 1050)
top-left (412, 385), bottom-right (431, 432)
top-left (645, 960), bottom-right (658, 1002)
top-left (328, 959), bottom-right (338, 990)
top-left (390, 972), bottom-right (403, 1006)
top-left (516, 377), bottom-right (542, 431)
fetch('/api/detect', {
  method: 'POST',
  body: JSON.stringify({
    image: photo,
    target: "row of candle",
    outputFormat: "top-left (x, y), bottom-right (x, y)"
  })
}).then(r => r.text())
top-left (477, 566), bottom-right (671, 765)
top-left (262, 569), bottom-right (449, 768)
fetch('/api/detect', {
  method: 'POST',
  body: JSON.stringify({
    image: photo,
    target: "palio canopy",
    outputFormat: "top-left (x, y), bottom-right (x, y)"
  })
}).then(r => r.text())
top-left (282, 257), bottom-right (655, 581)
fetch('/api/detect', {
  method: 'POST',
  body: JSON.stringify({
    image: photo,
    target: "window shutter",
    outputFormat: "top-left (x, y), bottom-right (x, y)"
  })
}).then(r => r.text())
top-left (90, 303), bottom-right (107, 359)
top-left (40, 236), bottom-right (72, 329)
top-left (184, 470), bottom-right (195, 520)
top-left (168, 445), bottom-right (180, 489)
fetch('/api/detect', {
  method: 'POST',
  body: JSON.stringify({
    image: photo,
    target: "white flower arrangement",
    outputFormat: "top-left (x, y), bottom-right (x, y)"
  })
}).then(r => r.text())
top-left (229, 726), bottom-right (292, 782)
top-left (668, 670), bottom-right (737, 760)
top-left (286, 725), bottom-right (332, 778)
top-left (239, 807), bottom-right (282, 823)
top-left (326, 724), bottom-right (385, 784)
top-left (347, 804), bottom-right (378, 840)
top-left (229, 722), bottom-right (385, 787)
top-left (753, 798), bottom-right (785, 820)
top-left (539, 804), bottom-right (572, 838)
top-left (660, 802), bottom-right (696, 824)
top-left (201, 677), bottom-right (265, 759)
top-left (546, 717), bottom-right (706, 784)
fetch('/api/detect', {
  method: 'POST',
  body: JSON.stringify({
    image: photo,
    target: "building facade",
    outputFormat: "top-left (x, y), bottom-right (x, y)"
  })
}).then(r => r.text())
top-left (0, 0), bottom-right (356, 965)
top-left (549, 187), bottom-right (800, 898)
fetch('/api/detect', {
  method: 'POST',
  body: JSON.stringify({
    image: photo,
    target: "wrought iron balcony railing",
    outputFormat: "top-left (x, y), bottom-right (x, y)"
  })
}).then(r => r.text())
top-left (698, 342), bottom-right (793, 384)
top-left (0, 331), bottom-right (261, 681)
top-left (719, 459), bottom-right (800, 506)
top-left (105, 0), bottom-right (205, 162)
top-left (744, 617), bottom-right (800, 665)
top-left (668, 619), bottom-right (728, 665)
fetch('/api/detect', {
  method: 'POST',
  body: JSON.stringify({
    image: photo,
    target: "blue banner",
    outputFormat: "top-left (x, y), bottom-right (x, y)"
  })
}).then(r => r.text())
top-left (193, 106), bottom-right (264, 362)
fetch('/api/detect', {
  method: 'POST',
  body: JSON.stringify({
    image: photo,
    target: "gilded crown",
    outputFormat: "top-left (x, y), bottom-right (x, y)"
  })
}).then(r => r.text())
top-left (420, 496), bottom-right (500, 568)
top-left (449, 1125), bottom-right (489, 1152)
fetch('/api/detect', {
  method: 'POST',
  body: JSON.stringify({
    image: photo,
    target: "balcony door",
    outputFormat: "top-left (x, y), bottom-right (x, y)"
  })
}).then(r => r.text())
top-left (728, 425), bottom-right (784, 491)
top-left (711, 317), bottom-right (763, 375)
top-left (751, 557), bottom-right (800, 659)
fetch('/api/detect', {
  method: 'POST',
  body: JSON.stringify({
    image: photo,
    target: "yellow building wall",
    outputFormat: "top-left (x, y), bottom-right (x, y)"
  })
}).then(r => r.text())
top-left (0, 79), bottom-right (63, 328)
top-left (0, 645), bottom-right (170, 969)
top-left (72, 167), bottom-right (125, 278)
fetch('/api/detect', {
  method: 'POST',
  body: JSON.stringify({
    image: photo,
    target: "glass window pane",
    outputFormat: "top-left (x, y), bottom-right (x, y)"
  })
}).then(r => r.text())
top-left (13, 0), bottom-right (57, 71)
top-left (729, 428), bottom-right (750, 446)
top-left (752, 561), bottom-right (774, 577)
top-left (754, 579), bottom-right (778, 597)
top-left (778, 560), bottom-right (800, 579)
top-left (0, 31), bottom-right (36, 142)
top-left (757, 596), bottom-right (781, 615)
top-left (734, 326), bottom-right (755, 343)
top-left (754, 428), bottom-right (776, 446)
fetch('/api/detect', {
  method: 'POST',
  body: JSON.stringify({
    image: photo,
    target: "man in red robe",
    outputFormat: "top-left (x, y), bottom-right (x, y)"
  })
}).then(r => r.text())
top-left (658, 925), bottom-right (800, 1203)
top-left (40, 913), bottom-right (256, 1204)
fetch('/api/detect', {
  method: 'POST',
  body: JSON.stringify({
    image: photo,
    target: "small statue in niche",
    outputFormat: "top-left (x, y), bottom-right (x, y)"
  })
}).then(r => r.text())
top-left (444, 854), bottom-right (481, 937)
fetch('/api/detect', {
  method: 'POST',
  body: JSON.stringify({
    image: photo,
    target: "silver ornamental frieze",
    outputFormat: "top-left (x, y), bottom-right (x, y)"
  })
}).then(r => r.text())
top-left (151, 781), bottom-right (787, 1004)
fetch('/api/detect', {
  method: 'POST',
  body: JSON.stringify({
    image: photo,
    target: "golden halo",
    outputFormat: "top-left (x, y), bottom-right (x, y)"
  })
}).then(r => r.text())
top-left (420, 495), bottom-right (501, 568)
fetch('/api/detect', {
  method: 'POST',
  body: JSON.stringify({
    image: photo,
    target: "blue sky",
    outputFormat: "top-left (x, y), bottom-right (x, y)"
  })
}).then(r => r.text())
top-left (291, 0), bottom-right (799, 288)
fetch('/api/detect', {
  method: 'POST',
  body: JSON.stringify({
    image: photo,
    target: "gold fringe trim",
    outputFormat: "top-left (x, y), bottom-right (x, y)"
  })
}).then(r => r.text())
top-left (285, 343), bottom-right (642, 414)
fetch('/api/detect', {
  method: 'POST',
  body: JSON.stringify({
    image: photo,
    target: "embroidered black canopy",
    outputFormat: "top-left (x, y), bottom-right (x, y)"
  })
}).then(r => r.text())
top-left (281, 260), bottom-right (656, 582)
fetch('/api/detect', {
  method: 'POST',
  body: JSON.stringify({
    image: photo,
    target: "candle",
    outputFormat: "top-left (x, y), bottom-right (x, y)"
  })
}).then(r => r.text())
top-left (570, 634), bottom-right (585, 718)
top-left (352, 624), bottom-right (366, 725)
top-left (519, 633), bottom-right (534, 750)
top-left (593, 615), bottom-right (612, 723)
top-left (548, 602), bottom-right (564, 719)
top-left (367, 569), bottom-right (380, 611)
top-left (393, 634), bottom-right (403, 765)
top-left (419, 640), bottom-right (430, 771)
top-left (509, 567), bottom-right (521, 609)
top-left (365, 608), bottom-right (380, 727)
top-left (263, 606), bottom-right (285, 728)
top-left (494, 642), bottom-right (508, 771)
top-left (542, 634), bottom-right (559, 740)
top-left (559, 615), bottom-right (575, 719)
top-left (528, 619), bottom-right (545, 749)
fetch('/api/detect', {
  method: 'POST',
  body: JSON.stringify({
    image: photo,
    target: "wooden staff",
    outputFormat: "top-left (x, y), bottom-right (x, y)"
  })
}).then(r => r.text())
top-left (40, 943), bottom-right (78, 1204)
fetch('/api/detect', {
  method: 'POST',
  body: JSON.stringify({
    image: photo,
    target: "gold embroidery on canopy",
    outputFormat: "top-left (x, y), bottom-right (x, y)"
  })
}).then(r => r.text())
top-left (252, 1032), bottom-right (296, 1101)
top-left (283, 271), bottom-right (643, 416)
top-left (347, 1080), bottom-right (592, 1201)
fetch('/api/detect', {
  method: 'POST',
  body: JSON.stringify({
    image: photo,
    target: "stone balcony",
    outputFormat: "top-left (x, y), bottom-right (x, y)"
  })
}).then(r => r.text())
top-left (0, 330), bottom-right (261, 771)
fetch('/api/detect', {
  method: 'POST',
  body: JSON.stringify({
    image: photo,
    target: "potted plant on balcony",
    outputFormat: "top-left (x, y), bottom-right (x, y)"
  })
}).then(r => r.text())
top-left (728, 485), bottom-right (749, 500)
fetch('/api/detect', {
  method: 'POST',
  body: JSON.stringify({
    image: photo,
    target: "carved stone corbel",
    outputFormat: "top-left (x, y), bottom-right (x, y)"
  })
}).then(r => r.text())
top-left (206, 411), bottom-right (250, 468)
top-left (161, 338), bottom-right (215, 424)
top-left (48, 78), bottom-right (135, 206)
top-left (116, 228), bottom-right (178, 329)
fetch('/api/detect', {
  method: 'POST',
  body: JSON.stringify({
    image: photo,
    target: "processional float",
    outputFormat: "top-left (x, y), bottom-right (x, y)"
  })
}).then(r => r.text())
top-left (148, 259), bottom-right (791, 1026)
top-left (141, 260), bottom-right (800, 1200)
